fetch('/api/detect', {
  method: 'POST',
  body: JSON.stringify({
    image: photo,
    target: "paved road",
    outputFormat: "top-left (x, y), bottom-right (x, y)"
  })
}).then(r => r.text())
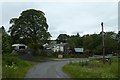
top-left (25, 58), bottom-right (89, 78)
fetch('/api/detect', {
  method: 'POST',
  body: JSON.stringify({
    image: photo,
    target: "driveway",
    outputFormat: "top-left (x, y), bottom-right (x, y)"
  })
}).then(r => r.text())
top-left (25, 58), bottom-right (89, 78)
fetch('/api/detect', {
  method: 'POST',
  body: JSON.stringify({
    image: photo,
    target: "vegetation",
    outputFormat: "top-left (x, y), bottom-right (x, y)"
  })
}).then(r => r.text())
top-left (57, 31), bottom-right (118, 55)
top-left (68, 33), bottom-right (83, 49)
top-left (8, 9), bottom-right (51, 55)
top-left (34, 52), bottom-right (88, 59)
top-left (116, 31), bottom-right (120, 53)
top-left (56, 34), bottom-right (70, 43)
top-left (2, 27), bottom-right (12, 54)
top-left (2, 54), bottom-right (38, 78)
top-left (63, 58), bottom-right (118, 78)
top-left (53, 50), bottom-right (88, 58)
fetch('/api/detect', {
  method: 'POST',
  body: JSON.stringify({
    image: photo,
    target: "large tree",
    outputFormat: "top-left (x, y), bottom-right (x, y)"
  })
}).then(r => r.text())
top-left (104, 32), bottom-right (118, 53)
top-left (8, 9), bottom-right (51, 52)
top-left (56, 34), bottom-right (70, 43)
top-left (68, 33), bottom-right (83, 49)
top-left (83, 34), bottom-right (94, 55)
top-left (1, 26), bottom-right (12, 54)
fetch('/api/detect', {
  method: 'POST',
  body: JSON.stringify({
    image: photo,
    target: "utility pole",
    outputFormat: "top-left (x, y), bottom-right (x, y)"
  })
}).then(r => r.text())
top-left (117, 31), bottom-right (120, 58)
top-left (101, 22), bottom-right (105, 64)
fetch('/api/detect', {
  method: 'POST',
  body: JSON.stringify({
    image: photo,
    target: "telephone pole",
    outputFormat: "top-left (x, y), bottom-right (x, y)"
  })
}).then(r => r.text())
top-left (101, 22), bottom-right (105, 64)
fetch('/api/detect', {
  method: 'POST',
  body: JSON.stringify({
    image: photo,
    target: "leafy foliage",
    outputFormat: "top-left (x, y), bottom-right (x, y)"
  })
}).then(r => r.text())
top-left (56, 32), bottom-right (118, 55)
top-left (116, 31), bottom-right (120, 51)
top-left (56, 34), bottom-right (70, 43)
top-left (8, 9), bottom-right (51, 49)
top-left (1, 26), bottom-right (12, 54)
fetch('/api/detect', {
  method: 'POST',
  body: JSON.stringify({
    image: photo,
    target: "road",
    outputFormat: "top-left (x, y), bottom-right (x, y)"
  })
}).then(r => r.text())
top-left (25, 58), bottom-right (89, 78)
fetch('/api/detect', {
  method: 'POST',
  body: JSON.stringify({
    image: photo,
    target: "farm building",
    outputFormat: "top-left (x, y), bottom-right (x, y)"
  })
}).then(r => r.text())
top-left (12, 44), bottom-right (27, 51)
top-left (74, 48), bottom-right (84, 54)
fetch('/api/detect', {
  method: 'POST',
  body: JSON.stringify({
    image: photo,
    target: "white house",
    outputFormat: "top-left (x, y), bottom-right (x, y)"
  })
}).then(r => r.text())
top-left (44, 43), bottom-right (68, 52)
top-left (12, 44), bottom-right (27, 51)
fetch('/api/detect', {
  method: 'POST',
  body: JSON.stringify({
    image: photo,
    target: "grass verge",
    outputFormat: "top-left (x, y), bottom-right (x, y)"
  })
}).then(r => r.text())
top-left (63, 58), bottom-right (118, 78)
top-left (2, 54), bottom-right (39, 78)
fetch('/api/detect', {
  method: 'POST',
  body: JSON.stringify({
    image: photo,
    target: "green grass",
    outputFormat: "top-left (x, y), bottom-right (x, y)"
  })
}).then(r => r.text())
top-left (63, 58), bottom-right (118, 78)
top-left (2, 54), bottom-right (39, 78)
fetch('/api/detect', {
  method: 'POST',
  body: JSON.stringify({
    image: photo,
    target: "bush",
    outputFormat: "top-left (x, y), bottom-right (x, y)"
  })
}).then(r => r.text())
top-left (2, 54), bottom-right (21, 66)
top-left (83, 50), bottom-right (90, 56)
top-left (63, 54), bottom-right (88, 58)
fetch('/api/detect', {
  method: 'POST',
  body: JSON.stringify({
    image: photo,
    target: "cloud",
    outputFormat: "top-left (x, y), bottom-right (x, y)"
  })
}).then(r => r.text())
top-left (1, 2), bottom-right (118, 39)
top-left (0, 0), bottom-right (119, 2)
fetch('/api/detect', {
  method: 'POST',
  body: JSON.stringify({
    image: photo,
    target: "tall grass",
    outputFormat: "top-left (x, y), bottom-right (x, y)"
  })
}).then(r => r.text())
top-left (2, 54), bottom-right (38, 78)
top-left (63, 58), bottom-right (118, 78)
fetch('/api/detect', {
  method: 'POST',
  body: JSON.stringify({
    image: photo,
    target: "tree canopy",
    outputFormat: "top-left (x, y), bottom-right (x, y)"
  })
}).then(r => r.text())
top-left (56, 34), bottom-right (70, 43)
top-left (56, 32), bottom-right (118, 55)
top-left (8, 9), bottom-right (51, 49)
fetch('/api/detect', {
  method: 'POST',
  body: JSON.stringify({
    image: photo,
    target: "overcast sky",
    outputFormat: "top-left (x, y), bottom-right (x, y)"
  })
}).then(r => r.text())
top-left (1, 1), bottom-right (118, 39)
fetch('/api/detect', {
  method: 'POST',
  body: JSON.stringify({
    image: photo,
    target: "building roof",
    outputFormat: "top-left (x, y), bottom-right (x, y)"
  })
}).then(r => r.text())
top-left (44, 43), bottom-right (68, 48)
top-left (74, 48), bottom-right (83, 52)
top-left (57, 43), bottom-right (68, 46)
top-left (12, 44), bottom-right (27, 47)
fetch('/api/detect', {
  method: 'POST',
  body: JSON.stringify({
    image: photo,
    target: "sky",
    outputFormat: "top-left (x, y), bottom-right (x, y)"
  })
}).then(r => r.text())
top-left (0, 0), bottom-right (119, 40)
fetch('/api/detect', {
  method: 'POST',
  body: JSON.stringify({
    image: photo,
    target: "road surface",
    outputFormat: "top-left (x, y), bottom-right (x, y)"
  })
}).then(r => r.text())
top-left (25, 58), bottom-right (89, 78)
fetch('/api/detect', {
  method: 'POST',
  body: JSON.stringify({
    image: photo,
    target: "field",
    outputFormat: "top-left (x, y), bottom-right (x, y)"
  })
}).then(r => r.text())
top-left (63, 58), bottom-right (119, 78)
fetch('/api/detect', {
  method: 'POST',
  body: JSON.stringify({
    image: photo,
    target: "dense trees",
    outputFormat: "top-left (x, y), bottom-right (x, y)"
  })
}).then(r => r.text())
top-left (104, 32), bottom-right (118, 53)
top-left (8, 9), bottom-right (51, 54)
top-left (68, 33), bottom-right (83, 49)
top-left (82, 34), bottom-right (103, 55)
top-left (56, 33), bottom-right (83, 49)
top-left (116, 31), bottom-right (120, 52)
top-left (56, 32), bottom-right (118, 55)
top-left (56, 34), bottom-right (69, 43)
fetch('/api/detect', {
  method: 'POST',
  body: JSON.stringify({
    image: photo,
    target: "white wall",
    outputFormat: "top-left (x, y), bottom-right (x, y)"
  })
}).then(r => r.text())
top-left (52, 46), bottom-right (64, 52)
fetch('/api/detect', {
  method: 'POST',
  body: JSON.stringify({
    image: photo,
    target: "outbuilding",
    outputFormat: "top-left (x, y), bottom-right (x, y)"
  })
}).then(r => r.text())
top-left (12, 44), bottom-right (27, 51)
top-left (74, 48), bottom-right (84, 54)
